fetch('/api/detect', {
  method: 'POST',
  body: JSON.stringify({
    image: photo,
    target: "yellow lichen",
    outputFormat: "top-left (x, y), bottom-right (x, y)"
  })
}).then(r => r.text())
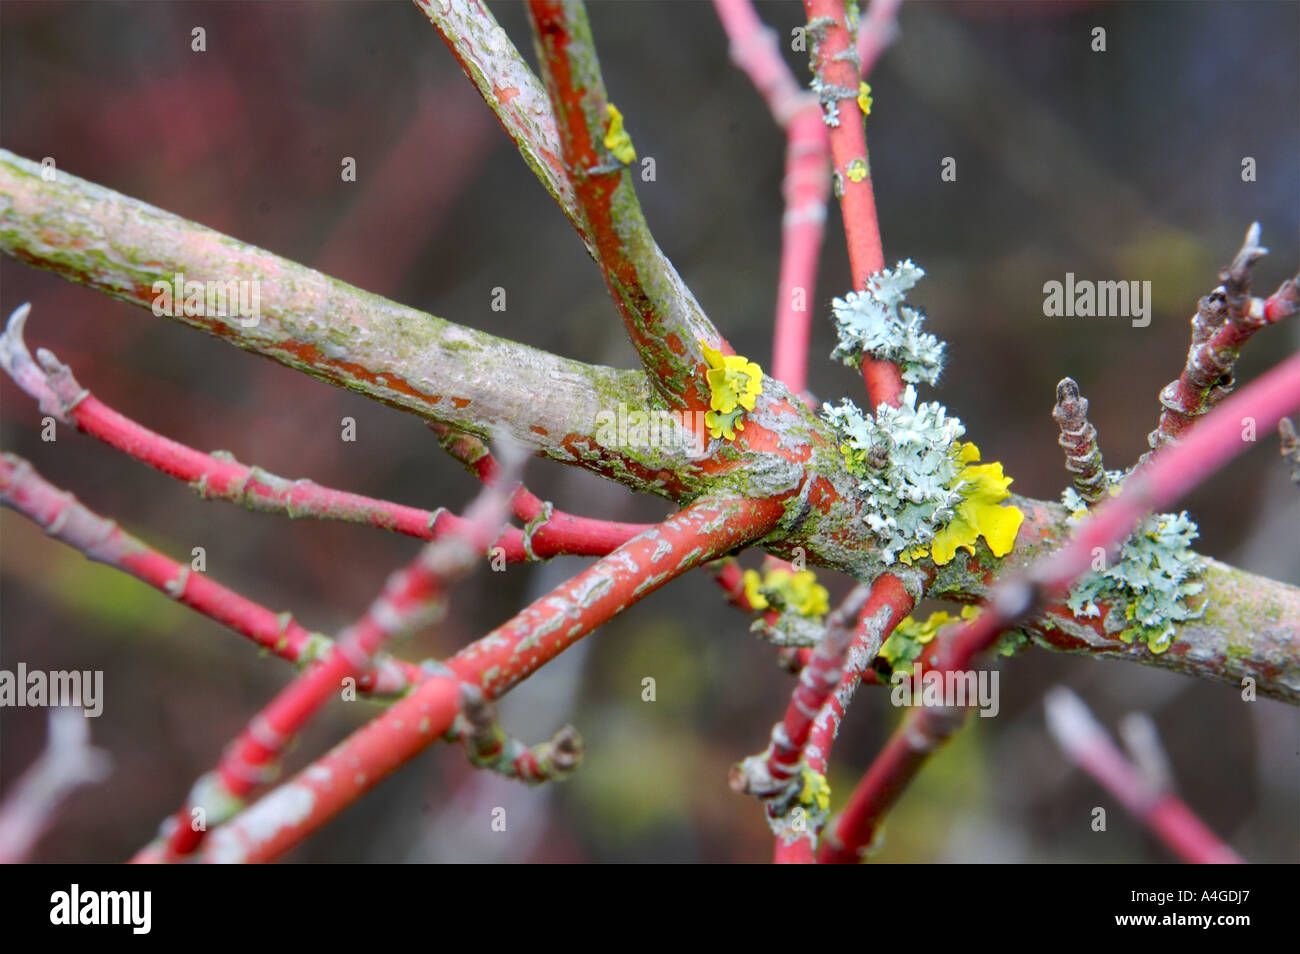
top-left (878, 606), bottom-right (978, 668)
top-left (700, 340), bottom-right (763, 442)
top-left (742, 567), bottom-right (830, 619)
top-left (705, 408), bottom-right (746, 441)
top-left (928, 443), bottom-right (1025, 565)
top-left (603, 103), bottom-right (637, 164)
top-left (799, 767), bottom-right (831, 814)
top-left (857, 82), bottom-right (873, 116)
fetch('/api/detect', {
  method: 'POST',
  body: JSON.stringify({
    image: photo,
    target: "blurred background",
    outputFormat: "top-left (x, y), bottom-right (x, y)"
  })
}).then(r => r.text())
top-left (1, 0), bottom-right (1296, 863)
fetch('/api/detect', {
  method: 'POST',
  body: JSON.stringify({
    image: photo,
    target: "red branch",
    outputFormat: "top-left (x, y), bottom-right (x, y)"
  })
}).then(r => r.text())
top-left (438, 423), bottom-right (776, 620)
top-left (772, 573), bottom-right (913, 862)
top-left (713, 0), bottom-right (809, 125)
top-left (804, 0), bottom-right (884, 283)
top-left (771, 108), bottom-right (832, 398)
top-left (0, 305), bottom-right (628, 563)
top-left (718, 0), bottom-right (899, 402)
top-left (1044, 688), bottom-right (1242, 864)
top-left (820, 349), bottom-right (1300, 862)
top-left (430, 423), bottom-right (649, 557)
top-left (856, 0), bottom-right (903, 77)
top-left (805, 574), bottom-right (914, 772)
top-left (152, 453), bottom-right (520, 860)
top-left (803, 0), bottom-right (897, 408)
top-left (1150, 226), bottom-right (1298, 449)
top-left (438, 420), bottom-right (766, 622)
top-left (763, 586), bottom-right (872, 787)
top-left (727, 573), bottom-right (914, 864)
top-left (713, 0), bottom-right (830, 398)
top-left (192, 496), bottom-right (784, 862)
top-left (731, 586), bottom-right (873, 817)
top-left (0, 452), bottom-right (423, 693)
top-left (716, 2), bottom-right (909, 862)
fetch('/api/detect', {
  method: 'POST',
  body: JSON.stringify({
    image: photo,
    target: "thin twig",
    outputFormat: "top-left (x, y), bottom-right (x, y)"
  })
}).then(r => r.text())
top-left (0, 708), bottom-right (112, 864)
top-left (803, 0), bottom-right (896, 407)
top-left (455, 683), bottom-right (583, 784)
top-left (0, 453), bottom-right (423, 694)
top-left (193, 496), bottom-right (784, 863)
top-left (1044, 687), bottom-right (1243, 863)
top-left (0, 304), bottom-right (632, 562)
top-left (430, 422), bottom-right (651, 557)
top-left (1148, 224), bottom-right (1298, 452)
top-left (713, 0), bottom-right (831, 399)
top-left (731, 584), bottom-right (873, 810)
top-left (856, 0), bottom-right (904, 77)
top-left (149, 440), bottom-right (525, 860)
top-left (783, 572), bottom-right (915, 861)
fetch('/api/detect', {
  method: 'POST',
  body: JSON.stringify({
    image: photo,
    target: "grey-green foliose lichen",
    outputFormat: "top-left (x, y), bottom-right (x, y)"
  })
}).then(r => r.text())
top-left (829, 261), bottom-right (945, 385)
top-left (1060, 486), bottom-right (1206, 654)
top-left (821, 384), bottom-right (966, 564)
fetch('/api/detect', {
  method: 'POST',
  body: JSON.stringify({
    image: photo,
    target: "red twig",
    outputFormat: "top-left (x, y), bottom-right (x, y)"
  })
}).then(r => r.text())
top-left (1044, 687), bottom-right (1243, 864)
top-left (0, 453), bottom-right (424, 693)
top-left (708, 557), bottom-right (760, 612)
top-left (770, 573), bottom-right (913, 862)
top-left (770, 109), bottom-right (832, 399)
top-left (731, 586), bottom-right (873, 804)
top-left (713, 0), bottom-right (830, 398)
top-left (439, 424), bottom-right (780, 623)
top-left (713, 0), bottom-right (810, 125)
top-left (856, 0), bottom-right (903, 78)
top-left (718, 0), bottom-right (902, 400)
top-left (728, 574), bottom-right (914, 864)
top-left (803, 0), bottom-right (899, 407)
top-left (193, 496), bottom-right (784, 862)
top-left (438, 420), bottom-right (775, 628)
top-left (439, 421), bottom-right (779, 646)
top-left (151, 447), bottom-right (521, 860)
top-left (1149, 225), bottom-right (1298, 450)
top-left (454, 683), bottom-right (583, 784)
top-left (763, 585), bottom-right (872, 785)
top-left (859, 356), bottom-right (904, 409)
top-left (804, 575), bottom-right (914, 771)
top-left (704, 5), bottom-right (910, 858)
top-left (804, 0), bottom-right (884, 286)
top-left (0, 305), bottom-right (629, 562)
top-left (820, 349), bottom-right (1300, 862)
top-left (716, 5), bottom-right (912, 861)
top-left (430, 423), bottom-right (649, 557)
